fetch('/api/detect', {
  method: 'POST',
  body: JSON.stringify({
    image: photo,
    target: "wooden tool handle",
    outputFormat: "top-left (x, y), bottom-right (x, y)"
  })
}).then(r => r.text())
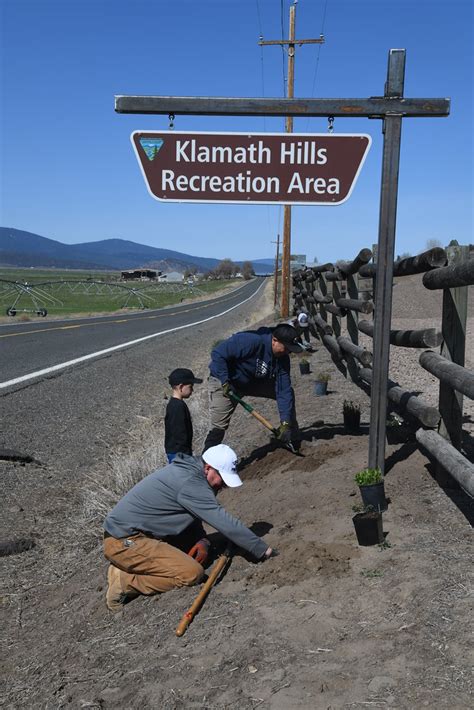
top-left (175, 552), bottom-right (230, 637)
top-left (249, 408), bottom-right (278, 434)
top-left (229, 391), bottom-right (277, 434)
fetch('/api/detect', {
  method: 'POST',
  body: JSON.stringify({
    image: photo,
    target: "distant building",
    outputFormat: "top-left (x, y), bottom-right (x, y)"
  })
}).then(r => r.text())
top-left (290, 254), bottom-right (306, 271)
top-left (121, 269), bottom-right (159, 280)
top-left (164, 271), bottom-right (184, 282)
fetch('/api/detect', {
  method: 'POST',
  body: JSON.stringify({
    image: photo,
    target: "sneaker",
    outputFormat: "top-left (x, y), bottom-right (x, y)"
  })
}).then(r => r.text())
top-left (106, 564), bottom-right (135, 613)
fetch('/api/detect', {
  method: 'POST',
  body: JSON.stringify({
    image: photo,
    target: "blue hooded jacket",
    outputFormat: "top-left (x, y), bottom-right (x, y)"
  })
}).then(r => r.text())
top-left (209, 329), bottom-right (294, 422)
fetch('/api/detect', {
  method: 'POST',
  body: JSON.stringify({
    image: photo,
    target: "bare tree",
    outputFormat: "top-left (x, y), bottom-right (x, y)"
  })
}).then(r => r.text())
top-left (241, 261), bottom-right (255, 280)
top-left (215, 258), bottom-right (237, 279)
top-left (425, 238), bottom-right (443, 250)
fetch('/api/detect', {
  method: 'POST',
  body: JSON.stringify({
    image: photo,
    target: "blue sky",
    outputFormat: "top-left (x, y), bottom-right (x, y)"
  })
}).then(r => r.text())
top-left (0, 0), bottom-right (472, 263)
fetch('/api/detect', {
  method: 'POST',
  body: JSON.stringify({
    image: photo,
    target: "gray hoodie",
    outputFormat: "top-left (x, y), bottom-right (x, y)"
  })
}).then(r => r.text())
top-left (103, 453), bottom-right (268, 559)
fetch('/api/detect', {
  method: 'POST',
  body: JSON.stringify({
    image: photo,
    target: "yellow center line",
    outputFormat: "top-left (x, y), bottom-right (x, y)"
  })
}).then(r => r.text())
top-left (0, 290), bottom-right (243, 339)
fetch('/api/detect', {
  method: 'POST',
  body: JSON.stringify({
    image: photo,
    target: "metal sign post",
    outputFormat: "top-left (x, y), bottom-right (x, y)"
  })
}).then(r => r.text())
top-left (368, 49), bottom-right (404, 474)
top-left (115, 49), bottom-right (450, 475)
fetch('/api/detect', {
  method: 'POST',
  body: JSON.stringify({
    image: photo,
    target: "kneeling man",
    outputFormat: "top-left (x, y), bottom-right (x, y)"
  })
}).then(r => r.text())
top-left (103, 444), bottom-right (273, 612)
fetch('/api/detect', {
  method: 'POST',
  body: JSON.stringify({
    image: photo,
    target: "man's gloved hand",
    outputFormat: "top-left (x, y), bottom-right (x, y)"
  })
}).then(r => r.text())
top-left (188, 539), bottom-right (210, 565)
top-left (222, 382), bottom-right (236, 399)
top-left (262, 546), bottom-right (279, 560)
top-left (275, 421), bottom-right (292, 444)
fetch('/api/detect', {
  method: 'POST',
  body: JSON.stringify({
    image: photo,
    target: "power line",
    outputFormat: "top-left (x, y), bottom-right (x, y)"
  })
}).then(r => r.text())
top-left (280, 0), bottom-right (287, 95)
top-left (306, 0), bottom-right (328, 131)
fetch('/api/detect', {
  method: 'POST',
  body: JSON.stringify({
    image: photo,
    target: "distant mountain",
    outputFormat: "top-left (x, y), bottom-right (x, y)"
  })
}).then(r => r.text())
top-left (0, 228), bottom-right (225, 272)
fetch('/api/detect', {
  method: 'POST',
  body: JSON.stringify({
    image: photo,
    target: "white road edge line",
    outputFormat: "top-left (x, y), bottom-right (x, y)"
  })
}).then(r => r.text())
top-left (0, 280), bottom-right (266, 390)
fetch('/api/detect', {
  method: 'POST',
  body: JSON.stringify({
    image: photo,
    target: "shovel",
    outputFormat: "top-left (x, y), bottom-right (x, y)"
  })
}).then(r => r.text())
top-left (176, 542), bottom-right (233, 637)
top-left (227, 390), bottom-right (299, 454)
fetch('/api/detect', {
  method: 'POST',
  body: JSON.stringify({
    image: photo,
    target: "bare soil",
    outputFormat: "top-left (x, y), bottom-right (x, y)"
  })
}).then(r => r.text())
top-left (1, 276), bottom-right (473, 709)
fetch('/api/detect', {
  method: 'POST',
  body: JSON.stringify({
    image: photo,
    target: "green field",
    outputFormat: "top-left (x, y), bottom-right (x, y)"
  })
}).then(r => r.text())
top-left (0, 268), bottom-right (242, 318)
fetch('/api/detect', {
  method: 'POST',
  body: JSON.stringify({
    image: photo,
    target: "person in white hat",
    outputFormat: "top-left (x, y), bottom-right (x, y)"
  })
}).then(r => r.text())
top-left (288, 312), bottom-right (314, 351)
top-left (103, 445), bottom-right (274, 612)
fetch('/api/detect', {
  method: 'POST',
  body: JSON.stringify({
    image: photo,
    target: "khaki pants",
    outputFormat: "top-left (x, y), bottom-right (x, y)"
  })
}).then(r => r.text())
top-left (207, 375), bottom-right (298, 432)
top-left (103, 532), bottom-right (204, 596)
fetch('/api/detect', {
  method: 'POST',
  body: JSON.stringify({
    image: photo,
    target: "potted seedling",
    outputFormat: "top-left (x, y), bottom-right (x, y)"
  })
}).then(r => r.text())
top-left (313, 371), bottom-right (330, 396)
top-left (299, 357), bottom-right (311, 375)
top-left (386, 413), bottom-right (412, 445)
top-left (354, 467), bottom-right (387, 512)
top-left (343, 400), bottom-right (361, 433)
top-left (352, 504), bottom-right (384, 546)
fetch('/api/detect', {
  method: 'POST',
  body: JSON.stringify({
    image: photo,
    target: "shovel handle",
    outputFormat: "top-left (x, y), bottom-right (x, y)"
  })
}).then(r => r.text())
top-left (228, 391), bottom-right (277, 434)
top-left (248, 409), bottom-right (278, 434)
top-left (175, 548), bottom-right (232, 637)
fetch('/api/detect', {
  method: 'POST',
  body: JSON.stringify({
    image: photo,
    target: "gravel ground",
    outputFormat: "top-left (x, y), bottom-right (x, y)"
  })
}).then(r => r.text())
top-left (1, 276), bottom-right (473, 709)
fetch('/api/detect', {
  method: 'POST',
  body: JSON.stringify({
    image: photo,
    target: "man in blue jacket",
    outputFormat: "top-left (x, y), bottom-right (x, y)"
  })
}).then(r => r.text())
top-left (203, 323), bottom-right (302, 452)
top-left (104, 444), bottom-right (274, 612)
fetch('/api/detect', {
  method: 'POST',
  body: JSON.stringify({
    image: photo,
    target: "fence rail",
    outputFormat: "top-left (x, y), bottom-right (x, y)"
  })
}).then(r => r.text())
top-left (293, 242), bottom-right (473, 496)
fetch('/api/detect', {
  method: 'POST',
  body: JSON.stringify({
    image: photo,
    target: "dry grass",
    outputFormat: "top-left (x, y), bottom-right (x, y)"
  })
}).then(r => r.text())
top-left (80, 416), bottom-right (167, 543)
top-left (79, 387), bottom-right (211, 545)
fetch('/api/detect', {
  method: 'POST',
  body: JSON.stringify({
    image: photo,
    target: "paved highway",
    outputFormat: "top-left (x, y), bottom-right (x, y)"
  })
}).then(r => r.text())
top-left (0, 278), bottom-right (265, 389)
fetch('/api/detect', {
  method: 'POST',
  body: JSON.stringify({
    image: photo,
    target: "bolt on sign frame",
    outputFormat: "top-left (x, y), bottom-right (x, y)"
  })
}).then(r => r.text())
top-left (115, 49), bottom-right (450, 474)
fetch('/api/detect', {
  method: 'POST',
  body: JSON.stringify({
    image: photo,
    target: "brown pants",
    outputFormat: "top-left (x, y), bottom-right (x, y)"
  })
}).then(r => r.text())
top-left (103, 532), bottom-right (204, 596)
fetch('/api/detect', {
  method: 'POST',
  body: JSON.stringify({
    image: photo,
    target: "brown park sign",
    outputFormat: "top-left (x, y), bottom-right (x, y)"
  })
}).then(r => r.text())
top-left (131, 130), bottom-right (371, 206)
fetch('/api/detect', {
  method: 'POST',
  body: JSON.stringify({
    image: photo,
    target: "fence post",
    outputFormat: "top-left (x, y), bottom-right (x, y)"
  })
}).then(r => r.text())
top-left (435, 243), bottom-right (469, 485)
top-left (318, 273), bottom-right (329, 324)
top-left (346, 273), bottom-right (359, 345)
top-left (331, 281), bottom-right (342, 337)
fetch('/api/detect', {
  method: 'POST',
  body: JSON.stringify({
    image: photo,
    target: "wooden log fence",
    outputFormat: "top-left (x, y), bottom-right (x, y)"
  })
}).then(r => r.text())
top-left (419, 350), bottom-right (474, 400)
top-left (422, 258), bottom-right (474, 290)
top-left (358, 320), bottom-right (443, 348)
top-left (337, 337), bottom-right (373, 367)
top-left (416, 429), bottom-right (474, 497)
top-left (358, 247), bottom-right (448, 278)
top-left (292, 242), bottom-right (473, 493)
top-left (337, 248), bottom-right (373, 276)
top-left (358, 367), bottom-right (441, 428)
top-left (335, 297), bottom-right (374, 314)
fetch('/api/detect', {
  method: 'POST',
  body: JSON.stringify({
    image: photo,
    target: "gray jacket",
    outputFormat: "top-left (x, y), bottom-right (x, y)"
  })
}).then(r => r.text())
top-left (103, 453), bottom-right (268, 559)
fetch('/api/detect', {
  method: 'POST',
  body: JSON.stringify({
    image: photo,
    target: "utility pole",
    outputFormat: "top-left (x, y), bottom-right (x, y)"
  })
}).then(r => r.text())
top-left (271, 233), bottom-right (280, 307)
top-left (259, 2), bottom-right (324, 317)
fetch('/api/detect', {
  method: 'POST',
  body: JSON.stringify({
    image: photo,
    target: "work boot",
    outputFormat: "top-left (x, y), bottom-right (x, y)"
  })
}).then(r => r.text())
top-left (106, 564), bottom-right (137, 613)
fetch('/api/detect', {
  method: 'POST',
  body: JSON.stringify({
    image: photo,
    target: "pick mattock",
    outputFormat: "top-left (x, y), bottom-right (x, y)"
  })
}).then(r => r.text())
top-left (175, 543), bottom-right (233, 637)
top-left (228, 390), bottom-right (298, 454)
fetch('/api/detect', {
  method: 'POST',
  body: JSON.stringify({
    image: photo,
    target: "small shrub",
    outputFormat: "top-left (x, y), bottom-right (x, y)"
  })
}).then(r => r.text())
top-left (386, 414), bottom-right (402, 428)
top-left (354, 467), bottom-right (382, 487)
top-left (343, 400), bottom-right (360, 415)
top-left (315, 371), bottom-right (330, 383)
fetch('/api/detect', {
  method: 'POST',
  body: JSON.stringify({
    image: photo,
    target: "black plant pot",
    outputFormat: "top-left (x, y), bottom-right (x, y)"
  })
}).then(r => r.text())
top-left (344, 410), bottom-right (361, 433)
top-left (359, 481), bottom-right (388, 512)
top-left (352, 511), bottom-right (384, 546)
top-left (313, 380), bottom-right (328, 396)
top-left (299, 362), bottom-right (310, 375)
top-left (386, 425), bottom-right (413, 445)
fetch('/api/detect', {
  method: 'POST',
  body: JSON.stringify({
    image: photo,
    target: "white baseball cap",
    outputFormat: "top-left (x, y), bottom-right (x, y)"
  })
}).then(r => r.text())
top-left (202, 444), bottom-right (242, 487)
top-left (298, 313), bottom-right (309, 327)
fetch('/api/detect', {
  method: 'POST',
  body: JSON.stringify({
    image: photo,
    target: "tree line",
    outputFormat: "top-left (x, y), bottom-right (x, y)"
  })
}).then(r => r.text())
top-left (185, 259), bottom-right (255, 281)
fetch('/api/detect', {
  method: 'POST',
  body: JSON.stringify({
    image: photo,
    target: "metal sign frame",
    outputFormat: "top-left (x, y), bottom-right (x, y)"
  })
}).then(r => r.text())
top-left (115, 49), bottom-right (450, 475)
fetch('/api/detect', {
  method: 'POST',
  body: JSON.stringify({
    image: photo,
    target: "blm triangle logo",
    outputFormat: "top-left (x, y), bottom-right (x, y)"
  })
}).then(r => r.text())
top-left (139, 137), bottom-right (164, 161)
